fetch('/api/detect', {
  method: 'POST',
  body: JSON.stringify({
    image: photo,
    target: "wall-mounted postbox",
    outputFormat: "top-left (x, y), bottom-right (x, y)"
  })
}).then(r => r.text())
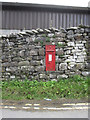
top-left (45, 45), bottom-right (55, 71)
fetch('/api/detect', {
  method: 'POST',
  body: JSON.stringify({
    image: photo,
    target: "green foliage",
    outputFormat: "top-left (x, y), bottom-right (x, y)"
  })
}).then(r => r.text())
top-left (40, 41), bottom-right (43, 47)
top-left (53, 35), bottom-right (56, 38)
top-left (42, 34), bottom-right (47, 37)
top-left (34, 40), bottom-right (39, 43)
top-left (1, 75), bottom-right (89, 100)
top-left (57, 43), bottom-right (65, 48)
top-left (46, 37), bottom-right (50, 42)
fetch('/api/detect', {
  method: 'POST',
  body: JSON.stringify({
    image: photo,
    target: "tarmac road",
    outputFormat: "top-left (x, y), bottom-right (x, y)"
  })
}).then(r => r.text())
top-left (1, 109), bottom-right (88, 118)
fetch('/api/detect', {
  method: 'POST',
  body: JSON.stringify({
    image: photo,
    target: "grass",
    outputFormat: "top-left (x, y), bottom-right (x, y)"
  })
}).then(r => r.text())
top-left (1, 75), bottom-right (89, 100)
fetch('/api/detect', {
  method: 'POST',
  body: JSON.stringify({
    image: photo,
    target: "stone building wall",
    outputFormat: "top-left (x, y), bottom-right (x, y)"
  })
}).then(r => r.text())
top-left (1, 26), bottom-right (90, 81)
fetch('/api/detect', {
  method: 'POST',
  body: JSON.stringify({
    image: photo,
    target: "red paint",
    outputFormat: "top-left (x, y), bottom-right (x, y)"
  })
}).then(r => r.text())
top-left (45, 45), bottom-right (55, 71)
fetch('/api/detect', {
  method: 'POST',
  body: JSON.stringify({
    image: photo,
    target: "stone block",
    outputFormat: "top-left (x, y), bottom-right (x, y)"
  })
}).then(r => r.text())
top-left (67, 42), bottom-right (75, 47)
top-left (59, 63), bottom-right (67, 70)
top-left (10, 76), bottom-right (15, 79)
top-left (36, 66), bottom-right (45, 71)
top-left (76, 63), bottom-right (85, 70)
top-left (18, 50), bottom-right (25, 57)
top-left (76, 44), bottom-right (84, 47)
top-left (67, 30), bottom-right (74, 35)
top-left (31, 61), bottom-right (40, 66)
top-left (55, 32), bottom-right (66, 37)
top-left (76, 56), bottom-right (84, 63)
top-left (65, 50), bottom-right (71, 55)
top-left (18, 61), bottom-right (30, 66)
top-left (82, 72), bottom-right (90, 76)
top-left (39, 48), bottom-right (44, 56)
top-left (56, 49), bottom-right (64, 55)
top-left (57, 74), bottom-right (68, 79)
top-left (30, 50), bottom-right (38, 55)
top-left (49, 74), bottom-right (56, 79)
top-left (85, 28), bottom-right (90, 33)
top-left (40, 74), bottom-right (46, 79)
top-left (74, 34), bottom-right (83, 39)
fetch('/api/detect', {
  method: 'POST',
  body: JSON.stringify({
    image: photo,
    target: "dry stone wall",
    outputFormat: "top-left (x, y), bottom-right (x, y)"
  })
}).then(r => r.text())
top-left (1, 26), bottom-right (90, 81)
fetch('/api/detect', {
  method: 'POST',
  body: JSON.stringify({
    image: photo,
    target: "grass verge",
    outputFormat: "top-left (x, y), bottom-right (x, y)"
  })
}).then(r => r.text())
top-left (1, 75), bottom-right (89, 100)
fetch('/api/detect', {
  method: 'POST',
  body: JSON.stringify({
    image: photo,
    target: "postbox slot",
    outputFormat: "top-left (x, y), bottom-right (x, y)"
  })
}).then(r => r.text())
top-left (48, 54), bottom-right (52, 61)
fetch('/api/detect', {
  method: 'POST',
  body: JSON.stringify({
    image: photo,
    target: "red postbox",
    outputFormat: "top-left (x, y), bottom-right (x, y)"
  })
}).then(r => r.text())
top-left (45, 45), bottom-right (55, 71)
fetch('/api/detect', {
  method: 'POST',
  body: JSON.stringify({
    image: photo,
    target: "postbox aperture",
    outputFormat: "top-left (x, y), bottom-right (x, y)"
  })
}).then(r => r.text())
top-left (45, 45), bottom-right (55, 71)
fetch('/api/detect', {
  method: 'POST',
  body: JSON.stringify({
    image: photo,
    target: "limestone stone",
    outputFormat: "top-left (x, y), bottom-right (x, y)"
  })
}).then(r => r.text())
top-left (48, 33), bottom-right (54, 37)
top-left (67, 35), bottom-right (73, 39)
top-left (19, 50), bottom-right (25, 57)
top-left (85, 28), bottom-right (90, 33)
top-left (82, 72), bottom-right (90, 76)
top-left (31, 61), bottom-right (40, 66)
top-left (40, 74), bottom-right (46, 79)
top-left (74, 34), bottom-right (83, 39)
top-left (65, 50), bottom-right (71, 55)
top-left (21, 66), bottom-right (34, 71)
top-left (18, 61), bottom-right (30, 66)
top-left (36, 66), bottom-right (44, 71)
top-left (76, 44), bottom-right (84, 47)
top-left (49, 74), bottom-right (56, 79)
top-left (75, 28), bottom-right (84, 33)
top-left (10, 76), bottom-right (15, 79)
top-left (55, 32), bottom-right (66, 37)
top-left (59, 63), bottom-right (67, 70)
top-left (56, 49), bottom-right (64, 55)
top-left (30, 50), bottom-right (38, 55)
top-left (57, 74), bottom-right (68, 79)
top-left (67, 30), bottom-right (74, 35)
top-left (76, 56), bottom-right (84, 63)
top-left (51, 79), bottom-right (57, 82)
top-left (76, 63), bottom-right (85, 70)
top-left (39, 48), bottom-right (44, 56)
top-left (65, 58), bottom-right (75, 62)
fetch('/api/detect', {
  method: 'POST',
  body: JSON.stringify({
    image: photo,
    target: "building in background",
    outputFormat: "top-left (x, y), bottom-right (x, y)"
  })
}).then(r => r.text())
top-left (0, 2), bottom-right (90, 34)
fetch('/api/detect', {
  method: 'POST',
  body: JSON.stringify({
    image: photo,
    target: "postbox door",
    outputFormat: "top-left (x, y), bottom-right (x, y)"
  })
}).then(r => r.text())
top-left (46, 51), bottom-right (55, 71)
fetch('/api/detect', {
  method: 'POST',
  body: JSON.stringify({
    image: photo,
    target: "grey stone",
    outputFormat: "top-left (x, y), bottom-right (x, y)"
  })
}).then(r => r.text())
top-left (76, 63), bottom-right (85, 70)
top-left (55, 32), bottom-right (66, 37)
top-left (44, 29), bottom-right (51, 33)
top-left (10, 76), bottom-right (15, 79)
top-left (57, 74), bottom-right (68, 79)
top-left (51, 79), bottom-right (57, 82)
top-left (67, 42), bottom-right (75, 47)
top-left (49, 74), bottom-right (56, 79)
top-left (67, 30), bottom-right (74, 35)
top-left (65, 50), bottom-right (71, 55)
top-left (76, 43), bottom-right (84, 47)
top-left (56, 49), bottom-right (64, 55)
top-left (67, 35), bottom-right (74, 39)
top-left (39, 48), bottom-right (44, 56)
top-left (30, 50), bottom-right (38, 55)
top-left (85, 28), bottom-right (90, 33)
top-left (75, 28), bottom-right (84, 33)
top-left (82, 72), bottom-right (90, 76)
top-left (18, 50), bottom-right (25, 57)
top-left (76, 56), bottom-right (84, 63)
top-left (74, 34), bottom-right (83, 39)
top-left (21, 66), bottom-right (34, 71)
top-left (32, 29), bottom-right (38, 34)
top-left (18, 61), bottom-right (30, 66)
top-left (40, 74), bottom-right (46, 79)
top-left (36, 66), bottom-right (44, 71)
top-left (48, 33), bottom-right (54, 37)
top-left (31, 61), bottom-right (40, 66)
top-left (59, 63), bottom-right (67, 70)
